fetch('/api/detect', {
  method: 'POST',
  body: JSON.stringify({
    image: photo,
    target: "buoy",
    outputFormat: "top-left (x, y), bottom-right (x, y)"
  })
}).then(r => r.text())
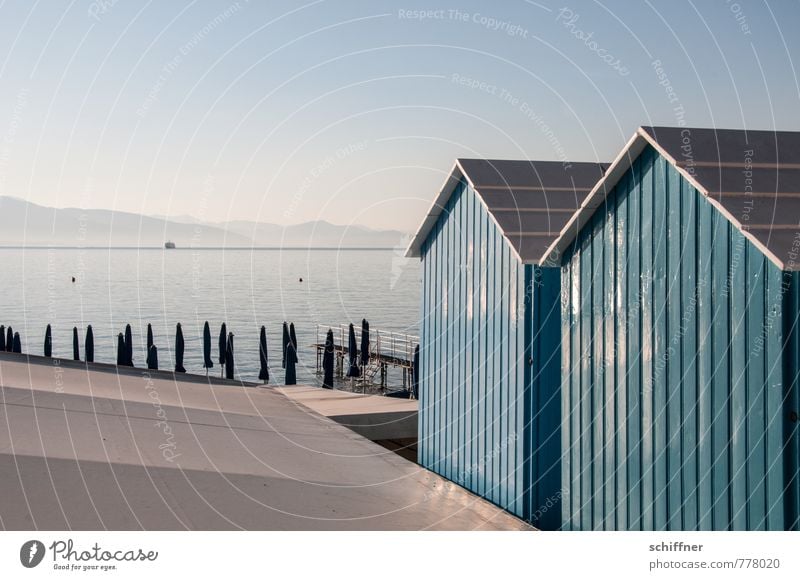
top-left (299, 277), bottom-right (303, 282)
top-left (71, 276), bottom-right (75, 283)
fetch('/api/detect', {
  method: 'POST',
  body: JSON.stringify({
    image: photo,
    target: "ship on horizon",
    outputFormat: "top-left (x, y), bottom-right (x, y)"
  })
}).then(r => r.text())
top-left (164, 240), bottom-right (176, 249)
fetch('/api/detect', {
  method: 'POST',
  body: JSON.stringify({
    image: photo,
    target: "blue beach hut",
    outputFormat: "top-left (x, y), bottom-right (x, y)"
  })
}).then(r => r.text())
top-left (542, 126), bottom-right (800, 530)
top-left (406, 158), bottom-right (606, 528)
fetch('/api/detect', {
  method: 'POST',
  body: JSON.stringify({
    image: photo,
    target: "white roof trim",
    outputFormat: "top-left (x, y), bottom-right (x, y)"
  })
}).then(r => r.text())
top-left (404, 160), bottom-right (524, 264)
top-left (404, 162), bottom-right (463, 258)
top-left (540, 127), bottom-right (788, 271)
top-left (539, 131), bottom-right (643, 266)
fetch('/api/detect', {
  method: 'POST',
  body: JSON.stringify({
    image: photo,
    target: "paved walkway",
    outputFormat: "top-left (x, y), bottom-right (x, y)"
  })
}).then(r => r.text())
top-left (0, 353), bottom-right (529, 530)
top-left (278, 385), bottom-right (417, 440)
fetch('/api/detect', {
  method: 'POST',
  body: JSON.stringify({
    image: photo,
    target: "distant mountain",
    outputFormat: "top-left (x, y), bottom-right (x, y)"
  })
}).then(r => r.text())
top-left (219, 219), bottom-right (406, 248)
top-left (0, 197), bottom-right (407, 248)
top-left (0, 197), bottom-right (249, 247)
top-left (145, 212), bottom-right (203, 225)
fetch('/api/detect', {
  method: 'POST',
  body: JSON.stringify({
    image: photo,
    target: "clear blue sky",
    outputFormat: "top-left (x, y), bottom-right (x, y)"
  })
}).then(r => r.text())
top-left (0, 0), bottom-right (797, 232)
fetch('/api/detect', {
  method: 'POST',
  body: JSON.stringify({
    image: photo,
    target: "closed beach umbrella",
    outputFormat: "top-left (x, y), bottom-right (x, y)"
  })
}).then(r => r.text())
top-left (12, 332), bottom-right (21, 353)
top-left (202, 321), bottom-right (214, 370)
top-left (281, 322), bottom-right (289, 368)
top-left (346, 323), bottom-right (359, 377)
top-left (72, 327), bottom-right (80, 361)
top-left (285, 339), bottom-right (296, 385)
top-left (225, 333), bottom-right (234, 380)
top-left (147, 345), bottom-right (158, 370)
top-left (258, 326), bottom-right (269, 383)
top-left (203, 321), bottom-right (214, 371)
top-left (116, 333), bottom-right (125, 365)
top-left (175, 323), bottom-right (186, 373)
top-left (218, 322), bottom-right (227, 377)
top-left (323, 329), bottom-right (334, 389)
top-left (0, 325), bottom-right (5, 351)
top-left (124, 324), bottom-right (133, 366)
top-left (6, 326), bottom-right (13, 352)
top-left (289, 323), bottom-right (299, 363)
top-left (360, 319), bottom-right (370, 367)
top-left (85, 325), bottom-right (94, 363)
top-left (146, 323), bottom-right (154, 353)
top-left (44, 324), bottom-right (52, 357)
top-left (412, 344), bottom-right (420, 399)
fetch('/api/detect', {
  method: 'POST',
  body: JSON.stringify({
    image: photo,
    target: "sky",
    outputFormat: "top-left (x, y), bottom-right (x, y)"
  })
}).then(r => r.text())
top-left (0, 0), bottom-right (798, 233)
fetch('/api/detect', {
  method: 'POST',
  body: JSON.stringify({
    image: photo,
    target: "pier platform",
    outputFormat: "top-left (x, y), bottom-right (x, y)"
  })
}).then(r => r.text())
top-left (0, 352), bottom-right (528, 531)
top-left (278, 385), bottom-right (417, 459)
top-left (314, 324), bottom-right (419, 390)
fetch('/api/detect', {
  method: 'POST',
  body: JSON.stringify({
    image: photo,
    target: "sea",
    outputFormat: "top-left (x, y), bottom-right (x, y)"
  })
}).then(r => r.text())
top-left (0, 248), bottom-right (421, 386)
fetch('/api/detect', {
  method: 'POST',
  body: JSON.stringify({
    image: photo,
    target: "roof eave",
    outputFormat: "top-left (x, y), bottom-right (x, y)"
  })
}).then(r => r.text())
top-left (404, 159), bottom-right (525, 264)
top-left (455, 159), bottom-right (525, 264)
top-left (404, 162), bottom-right (464, 258)
top-left (539, 130), bottom-right (646, 266)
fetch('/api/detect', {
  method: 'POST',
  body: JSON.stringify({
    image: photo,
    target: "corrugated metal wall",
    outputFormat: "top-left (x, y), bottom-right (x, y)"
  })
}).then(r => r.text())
top-left (560, 144), bottom-right (798, 530)
top-left (419, 178), bottom-right (527, 517)
top-left (418, 179), bottom-right (561, 525)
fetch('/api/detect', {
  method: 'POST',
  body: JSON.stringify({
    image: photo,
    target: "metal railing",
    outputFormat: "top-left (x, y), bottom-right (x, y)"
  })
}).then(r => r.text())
top-left (315, 324), bottom-right (418, 364)
top-left (314, 324), bottom-right (419, 390)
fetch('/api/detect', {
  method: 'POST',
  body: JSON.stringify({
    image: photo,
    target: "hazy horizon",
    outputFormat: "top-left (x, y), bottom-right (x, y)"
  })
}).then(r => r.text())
top-left (0, 194), bottom-right (409, 232)
top-left (0, 195), bottom-right (410, 247)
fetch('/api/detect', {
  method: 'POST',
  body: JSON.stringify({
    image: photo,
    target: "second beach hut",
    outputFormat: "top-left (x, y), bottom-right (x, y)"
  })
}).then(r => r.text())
top-left (406, 158), bottom-right (607, 528)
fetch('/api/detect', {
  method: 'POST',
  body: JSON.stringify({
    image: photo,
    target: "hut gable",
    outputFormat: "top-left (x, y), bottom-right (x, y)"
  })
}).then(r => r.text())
top-left (406, 159), bottom-right (607, 262)
top-left (544, 126), bottom-right (800, 270)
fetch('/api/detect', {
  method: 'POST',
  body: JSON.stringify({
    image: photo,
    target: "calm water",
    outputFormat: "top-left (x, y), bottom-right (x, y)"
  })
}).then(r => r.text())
top-left (0, 248), bottom-right (420, 385)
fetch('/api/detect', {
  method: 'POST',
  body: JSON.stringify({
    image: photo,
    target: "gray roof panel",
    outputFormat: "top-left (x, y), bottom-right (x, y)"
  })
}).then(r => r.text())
top-left (642, 126), bottom-right (800, 166)
top-left (477, 188), bottom-right (590, 210)
top-left (457, 159), bottom-right (607, 262)
top-left (509, 235), bottom-right (560, 263)
top-left (643, 127), bottom-right (800, 270)
top-left (709, 193), bottom-right (800, 227)
top-left (458, 158), bottom-right (607, 190)
top-left (492, 210), bottom-right (576, 236)
top-left (693, 166), bottom-right (800, 194)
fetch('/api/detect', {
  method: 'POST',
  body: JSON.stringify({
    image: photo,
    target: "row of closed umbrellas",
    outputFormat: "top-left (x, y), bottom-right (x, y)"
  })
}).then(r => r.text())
top-left (321, 320), bottom-right (371, 389)
top-left (0, 325), bottom-right (22, 353)
top-left (1, 319), bottom-right (421, 395)
top-left (2, 321), bottom-right (304, 385)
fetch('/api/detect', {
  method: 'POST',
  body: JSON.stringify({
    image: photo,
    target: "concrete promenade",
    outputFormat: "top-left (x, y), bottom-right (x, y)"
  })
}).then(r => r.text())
top-left (0, 352), bottom-right (529, 530)
top-left (277, 384), bottom-right (418, 440)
